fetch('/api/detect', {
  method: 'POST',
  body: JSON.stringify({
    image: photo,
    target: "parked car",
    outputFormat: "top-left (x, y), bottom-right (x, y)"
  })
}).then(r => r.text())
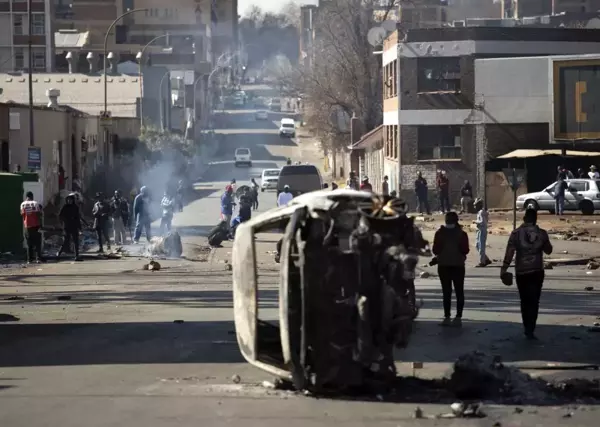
top-left (261, 168), bottom-right (281, 192)
top-left (279, 118), bottom-right (296, 138)
top-left (276, 164), bottom-right (322, 197)
top-left (255, 110), bottom-right (269, 120)
top-left (516, 178), bottom-right (600, 215)
top-left (234, 148), bottom-right (252, 167)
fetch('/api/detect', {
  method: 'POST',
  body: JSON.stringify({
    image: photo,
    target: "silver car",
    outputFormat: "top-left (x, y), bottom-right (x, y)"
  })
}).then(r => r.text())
top-left (516, 179), bottom-right (600, 215)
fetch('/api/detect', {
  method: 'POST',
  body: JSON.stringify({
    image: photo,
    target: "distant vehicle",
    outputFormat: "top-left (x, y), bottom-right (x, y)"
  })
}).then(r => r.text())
top-left (261, 168), bottom-right (280, 192)
top-left (268, 98), bottom-right (281, 112)
top-left (276, 164), bottom-right (322, 197)
top-left (279, 118), bottom-right (296, 138)
top-left (516, 178), bottom-right (600, 215)
top-left (255, 110), bottom-right (269, 120)
top-left (234, 147), bottom-right (252, 167)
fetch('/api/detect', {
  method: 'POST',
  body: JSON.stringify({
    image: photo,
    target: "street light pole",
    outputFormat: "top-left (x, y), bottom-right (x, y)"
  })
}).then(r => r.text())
top-left (158, 71), bottom-right (170, 131)
top-left (136, 33), bottom-right (170, 126)
top-left (103, 8), bottom-right (148, 116)
top-left (27, 0), bottom-right (34, 147)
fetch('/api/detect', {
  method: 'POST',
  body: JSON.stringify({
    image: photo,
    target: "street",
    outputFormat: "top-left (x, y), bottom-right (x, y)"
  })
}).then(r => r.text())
top-left (1, 104), bottom-right (599, 426)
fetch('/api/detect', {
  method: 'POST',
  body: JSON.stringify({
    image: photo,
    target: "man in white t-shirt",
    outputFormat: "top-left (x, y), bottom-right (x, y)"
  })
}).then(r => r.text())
top-left (277, 185), bottom-right (294, 206)
top-left (589, 165), bottom-right (600, 179)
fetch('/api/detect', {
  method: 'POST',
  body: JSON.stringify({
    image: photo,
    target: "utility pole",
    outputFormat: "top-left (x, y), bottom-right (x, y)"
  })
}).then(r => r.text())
top-left (27, 0), bottom-right (34, 147)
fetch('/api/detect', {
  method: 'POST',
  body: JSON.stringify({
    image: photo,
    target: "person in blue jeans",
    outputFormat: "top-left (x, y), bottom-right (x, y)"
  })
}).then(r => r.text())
top-left (554, 172), bottom-right (568, 216)
top-left (133, 186), bottom-right (152, 243)
top-left (221, 185), bottom-right (235, 229)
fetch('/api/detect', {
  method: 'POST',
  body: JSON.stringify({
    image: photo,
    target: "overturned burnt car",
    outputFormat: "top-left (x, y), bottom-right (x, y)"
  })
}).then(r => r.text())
top-left (232, 189), bottom-right (428, 393)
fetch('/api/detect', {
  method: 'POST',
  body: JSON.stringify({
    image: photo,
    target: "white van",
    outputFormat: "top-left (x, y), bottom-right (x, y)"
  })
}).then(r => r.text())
top-left (279, 118), bottom-right (296, 138)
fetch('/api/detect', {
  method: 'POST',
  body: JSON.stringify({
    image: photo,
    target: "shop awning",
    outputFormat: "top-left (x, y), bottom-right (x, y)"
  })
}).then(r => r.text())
top-left (498, 149), bottom-right (600, 159)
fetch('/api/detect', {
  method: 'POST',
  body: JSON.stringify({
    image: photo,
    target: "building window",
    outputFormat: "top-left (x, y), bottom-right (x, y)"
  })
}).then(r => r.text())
top-left (32, 14), bottom-right (45, 36)
top-left (33, 49), bottom-right (46, 71)
top-left (13, 14), bottom-right (24, 35)
top-left (385, 125), bottom-right (398, 160)
top-left (418, 126), bottom-right (462, 160)
top-left (417, 57), bottom-right (461, 93)
top-left (14, 48), bottom-right (24, 70)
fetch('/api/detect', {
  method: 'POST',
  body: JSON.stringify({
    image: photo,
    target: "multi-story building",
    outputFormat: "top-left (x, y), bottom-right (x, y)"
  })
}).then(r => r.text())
top-left (0, 0), bottom-right (54, 72)
top-left (502, 0), bottom-right (600, 18)
top-left (381, 24), bottom-right (600, 204)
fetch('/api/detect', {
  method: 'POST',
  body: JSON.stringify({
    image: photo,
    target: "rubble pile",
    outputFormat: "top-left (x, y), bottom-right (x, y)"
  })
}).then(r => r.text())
top-left (146, 231), bottom-right (183, 258)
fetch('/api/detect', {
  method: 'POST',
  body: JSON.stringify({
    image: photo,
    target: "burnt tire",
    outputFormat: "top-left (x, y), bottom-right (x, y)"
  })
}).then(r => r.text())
top-left (580, 200), bottom-right (594, 215)
top-left (208, 222), bottom-right (228, 247)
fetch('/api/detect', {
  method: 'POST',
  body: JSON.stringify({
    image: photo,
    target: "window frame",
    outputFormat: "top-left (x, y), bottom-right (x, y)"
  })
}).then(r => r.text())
top-left (417, 126), bottom-right (463, 161)
top-left (14, 48), bottom-right (24, 70)
top-left (32, 13), bottom-right (45, 36)
top-left (13, 14), bottom-right (24, 36)
top-left (32, 49), bottom-right (46, 71)
top-left (417, 57), bottom-right (461, 93)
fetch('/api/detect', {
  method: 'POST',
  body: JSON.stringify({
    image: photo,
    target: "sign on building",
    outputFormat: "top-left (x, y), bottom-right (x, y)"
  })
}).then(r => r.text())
top-left (553, 58), bottom-right (600, 141)
top-left (27, 146), bottom-right (41, 171)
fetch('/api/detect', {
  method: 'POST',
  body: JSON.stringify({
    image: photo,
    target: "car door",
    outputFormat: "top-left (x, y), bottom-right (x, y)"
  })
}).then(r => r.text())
top-left (539, 182), bottom-right (557, 210)
top-left (566, 180), bottom-right (587, 210)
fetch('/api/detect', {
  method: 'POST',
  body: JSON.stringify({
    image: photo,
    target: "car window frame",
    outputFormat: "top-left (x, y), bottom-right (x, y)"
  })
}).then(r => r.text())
top-left (568, 181), bottom-right (588, 192)
top-left (236, 149), bottom-right (250, 155)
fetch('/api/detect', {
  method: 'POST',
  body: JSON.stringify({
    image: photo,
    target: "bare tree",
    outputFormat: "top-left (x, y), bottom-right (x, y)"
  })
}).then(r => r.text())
top-left (287, 0), bottom-right (398, 167)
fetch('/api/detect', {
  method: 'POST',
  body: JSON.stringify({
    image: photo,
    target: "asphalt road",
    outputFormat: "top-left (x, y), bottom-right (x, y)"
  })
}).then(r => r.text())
top-left (1, 103), bottom-right (599, 426)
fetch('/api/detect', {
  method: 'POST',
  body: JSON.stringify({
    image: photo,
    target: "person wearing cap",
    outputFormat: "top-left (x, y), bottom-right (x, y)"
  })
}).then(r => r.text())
top-left (432, 211), bottom-right (469, 327)
top-left (589, 165), bottom-right (600, 179)
top-left (20, 191), bottom-right (44, 263)
top-left (92, 192), bottom-right (111, 253)
top-left (58, 193), bottom-right (83, 260)
top-left (221, 185), bottom-right (235, 228)
top-left (360, 176), bottom-right (373, 191)
top-left (501, 208), bottom-right (552, 340)
top-left (277, 185), bottom-right (294, 206)
top-left (133, 186), bottom-right (152, 243)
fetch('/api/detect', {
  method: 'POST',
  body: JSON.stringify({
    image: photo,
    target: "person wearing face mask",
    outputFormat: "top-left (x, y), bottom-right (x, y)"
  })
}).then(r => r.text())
top-left (432, 211), bottom-right (470, 327)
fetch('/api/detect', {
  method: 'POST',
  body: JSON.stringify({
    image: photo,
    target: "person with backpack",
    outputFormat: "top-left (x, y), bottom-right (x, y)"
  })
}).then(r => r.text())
top-left (501, 208), bottom-right (553, 340)
top-left (432, 211), bottom-right (469, 327)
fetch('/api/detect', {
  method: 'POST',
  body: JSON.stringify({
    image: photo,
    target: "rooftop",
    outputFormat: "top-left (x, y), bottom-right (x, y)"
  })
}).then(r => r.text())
top-left (0, 73), bottom-right (141, 117)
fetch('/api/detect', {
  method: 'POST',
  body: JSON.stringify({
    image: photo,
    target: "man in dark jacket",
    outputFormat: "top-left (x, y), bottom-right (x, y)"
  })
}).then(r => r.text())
top-left (432, 211), bottom-right (469, 327)
top-left (414, 171), bottom-right (430, 214)
top-left (501, 208), bottom-right (553, 340)
top-left (133, 186), bottom-right (152, 243)
top-left (459, 180), bottom-right (473, 214)
top-left (436, 170), bottom-right (451, 213)
top-left (57, 193), bottom-right (83, 260)
top-left (111, 190), bottom-right (129, 245)
top-left (92, 192), bottom-right (111, 253)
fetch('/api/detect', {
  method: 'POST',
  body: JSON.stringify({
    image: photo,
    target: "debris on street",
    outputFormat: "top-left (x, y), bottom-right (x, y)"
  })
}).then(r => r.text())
top-left (142, 260), bottom-right (161, 271)
top-left (586, 261), bottom-right (600, 270)
top-left (0, 314), bottom-right (20, 322)
top-left (56, 295), bottom-right (72, 301)
top-left (147, 231), bottom-right (183, 258)
top-left (231, 374), bottom-right (241, 384)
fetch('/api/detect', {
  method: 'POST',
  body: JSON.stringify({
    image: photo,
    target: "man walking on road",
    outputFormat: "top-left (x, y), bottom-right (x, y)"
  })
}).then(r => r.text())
top-left (360, 176), bottom-right (372, 191)
top-left (92, 193), bottom-right (111, 253)
top-left (111, 190), bottom-right (129, 245)
top-left (133, 186), bottom-right (152, 243)
top-left (20, 191), bottom-right (44, 263)
top-left (277, 185), bottom-right (294, 206)
top-left (554, 172), bottom-right (568, 216)
top-left (414, 171), bottom-right (430, 215)
top-left (432, 211), bottom-right (469, 327)
top-left (501, 208), bottom-right (553, 340)
top-left (221, 185), bottom-right (235, 229)
top-left (250, 178), bottom-right (260, 210)
top-left (346, 171), bottom-right (359, 190)
top-left (57, 193), bottom-right (82, 260)
top-left (474, 198), bottom-right (491, 267)
top-left (382, 175), bottom-right (389, 196)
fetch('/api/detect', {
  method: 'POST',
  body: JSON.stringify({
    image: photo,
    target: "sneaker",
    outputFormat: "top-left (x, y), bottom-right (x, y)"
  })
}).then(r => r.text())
top-left (525, 331), bottom-right (538, 341)
top-left (485, 258), bottom-right (492, 266)
top-left (452, 317), bottom-right (463, 328)
top-left (56, 251), bottom-right (61, 258)
top-left (475, 263), bottom-right (486, 267)
top-left (440, 317), bottom-right (452, 327)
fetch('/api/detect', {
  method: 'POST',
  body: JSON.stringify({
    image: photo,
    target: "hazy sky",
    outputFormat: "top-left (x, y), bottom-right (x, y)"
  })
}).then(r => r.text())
top-left (238, 0), bottom-right (318, 15)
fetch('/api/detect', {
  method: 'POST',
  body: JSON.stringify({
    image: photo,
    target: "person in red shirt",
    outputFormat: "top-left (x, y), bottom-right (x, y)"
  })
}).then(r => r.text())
top-left (360, 176), bottom-right (373, 191)
top-left (20, 191), bottom-right (44, 263)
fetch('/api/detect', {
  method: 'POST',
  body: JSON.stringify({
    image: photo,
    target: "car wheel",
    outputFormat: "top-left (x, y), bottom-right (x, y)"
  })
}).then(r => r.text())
top-left (580, 200), bottom-right (594, 215)
top-left (524, 200), bottom-right (539, 211)
top-left (261, 188), bottom-right (264, 192)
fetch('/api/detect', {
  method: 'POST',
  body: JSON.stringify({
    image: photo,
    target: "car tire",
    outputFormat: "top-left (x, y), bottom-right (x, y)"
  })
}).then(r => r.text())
top-left (580, 200), bottom-right (594, 215)
top-left (261, 188), bottom-right (265, 193)
top-left (291, 133), bottom-right (296, 138)
top-left (524, 199), bottom-right (539, 211)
